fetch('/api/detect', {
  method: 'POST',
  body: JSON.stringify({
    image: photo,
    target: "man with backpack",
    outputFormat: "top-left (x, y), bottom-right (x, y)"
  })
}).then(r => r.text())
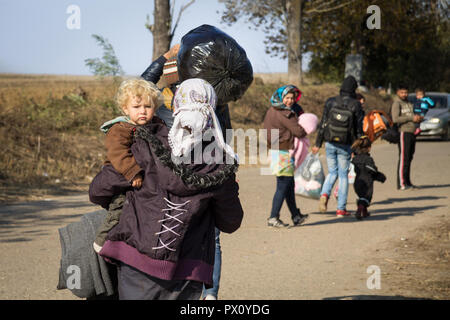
top-left (312, 76), bottom-right (365, 217)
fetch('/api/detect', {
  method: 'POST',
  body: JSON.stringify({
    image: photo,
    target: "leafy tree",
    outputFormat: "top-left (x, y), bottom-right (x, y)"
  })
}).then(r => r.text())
top-left (305, 0), bottom-right (449, 91)
top-left (85, 34), bottom-right (124, 78)
top-left (218, 0), bottom-right (356, 85)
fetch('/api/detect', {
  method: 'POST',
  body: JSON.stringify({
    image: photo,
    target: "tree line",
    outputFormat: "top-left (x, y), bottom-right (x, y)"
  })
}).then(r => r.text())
top-left (88, 0), bottom-right (449, 92)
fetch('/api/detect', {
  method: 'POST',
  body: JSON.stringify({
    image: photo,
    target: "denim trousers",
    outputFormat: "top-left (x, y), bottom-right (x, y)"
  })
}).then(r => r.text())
top-left (320, 142), bottom-right (351, 210)
top-left (202, 227), bottom-right (221, 298)
top-left (269, 176), bottom-right (301, 219)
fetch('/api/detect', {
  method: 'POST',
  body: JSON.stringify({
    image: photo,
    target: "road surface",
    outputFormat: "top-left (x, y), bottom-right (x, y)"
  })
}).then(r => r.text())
top-left (0, 140), bottom-right (449, 299)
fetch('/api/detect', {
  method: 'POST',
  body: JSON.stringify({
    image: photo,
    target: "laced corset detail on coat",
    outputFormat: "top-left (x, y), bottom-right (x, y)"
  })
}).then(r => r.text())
top-left (152, 197), bottom-right (191, 252)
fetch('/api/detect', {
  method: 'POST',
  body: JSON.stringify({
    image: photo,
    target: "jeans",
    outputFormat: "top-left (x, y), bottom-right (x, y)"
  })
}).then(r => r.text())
top-left (320, 142), bottom-right (351, 210)
top-left (269, 176), bottom-right (301, 219)
top-left (202, 228), bottom-right (222, 298)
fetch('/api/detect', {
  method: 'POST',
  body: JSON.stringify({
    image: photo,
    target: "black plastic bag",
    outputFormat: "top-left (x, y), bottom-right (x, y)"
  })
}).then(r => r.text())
top-left (381, 124), bottom-right (400, 144)
top-left (177, 24), bottom-right (253, 106)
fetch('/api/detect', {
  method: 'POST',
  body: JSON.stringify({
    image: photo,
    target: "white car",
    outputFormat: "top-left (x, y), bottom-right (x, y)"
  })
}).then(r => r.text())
top-left (408, 92), bottom-right (450, 141)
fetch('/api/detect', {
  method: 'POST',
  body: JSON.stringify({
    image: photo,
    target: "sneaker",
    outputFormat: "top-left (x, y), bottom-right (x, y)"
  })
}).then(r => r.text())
top-left (267, 217), bottom-right (289, 228)
top-left (362, 206), bottom-right (370, 218)
top-left (204, 294), bottom-right (217, 300)
top-left (292, 214), bottom-right (309, 226)
top-left (319, 194), bottom-right (329, 212)
top-left (336, 209), bottom-right (351, 217)
top-left (399, 185), bottom-right (412, 191)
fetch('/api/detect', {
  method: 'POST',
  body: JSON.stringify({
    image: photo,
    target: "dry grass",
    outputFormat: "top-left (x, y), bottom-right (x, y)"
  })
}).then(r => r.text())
top-left (0, 73), bottom-right (394, 202)
top-left (0, 74), bottom-right (123, 194)
top-left (371, 217), bottom-right (450, 299)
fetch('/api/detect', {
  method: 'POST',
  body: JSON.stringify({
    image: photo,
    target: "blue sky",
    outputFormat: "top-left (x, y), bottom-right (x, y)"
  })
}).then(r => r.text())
top-left (0, 0), bottom-right (310, 76)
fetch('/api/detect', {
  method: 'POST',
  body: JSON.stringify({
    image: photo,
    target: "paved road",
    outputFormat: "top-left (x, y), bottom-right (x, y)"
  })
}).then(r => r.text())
top-left (0, 140), bottom-right (449, 299)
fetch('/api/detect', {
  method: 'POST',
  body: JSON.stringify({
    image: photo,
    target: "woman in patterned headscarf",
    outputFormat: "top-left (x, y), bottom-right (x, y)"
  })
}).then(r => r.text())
top-left (168, 78), bottom-right (237, 163)
top-left (263, 85), bottom-right (309, 228)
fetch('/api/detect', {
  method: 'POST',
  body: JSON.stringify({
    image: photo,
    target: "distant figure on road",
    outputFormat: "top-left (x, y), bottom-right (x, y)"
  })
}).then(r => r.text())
top-left (412, 88), bottom-right (434, 136)
top-left (312, 76), bottom-right (365, 217)
top-left (351, 136), bottom-right (386, 220)
top-left (263, 85), bottom-right (309, 228)
top-left (391, 84), bottom-right (424, 190)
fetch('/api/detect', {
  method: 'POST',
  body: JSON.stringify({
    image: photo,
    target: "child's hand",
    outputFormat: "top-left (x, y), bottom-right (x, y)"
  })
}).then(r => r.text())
top-left (132, 174), bottom-right (143, 189)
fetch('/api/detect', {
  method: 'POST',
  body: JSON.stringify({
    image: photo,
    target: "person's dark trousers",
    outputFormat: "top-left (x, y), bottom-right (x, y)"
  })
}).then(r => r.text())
top-left (117, 262), bottom-right (203, 300)
top-left (354, 177), bottom-right (373, 207)
top-left (269, 176), bottom-right (301, 219)
top-left (397, 131), bottom-right (416, 189)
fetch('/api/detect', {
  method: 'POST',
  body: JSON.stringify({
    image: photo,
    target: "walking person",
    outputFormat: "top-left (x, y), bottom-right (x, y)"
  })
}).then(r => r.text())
top-left (312, 76), bottom-right (365, 217)
top-left (264, 85), bottom-right (309, 228)
top-left (351, 136), bottom-right (386, 220)
top-left (141, 45), bottom-right (228, 300)
top-left (391, 84), bottom-right (424, 190)
top-left (89, 79), bottom-right (243, 300)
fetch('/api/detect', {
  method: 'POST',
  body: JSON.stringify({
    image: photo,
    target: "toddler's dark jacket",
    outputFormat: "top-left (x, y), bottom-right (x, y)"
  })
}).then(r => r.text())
top-left (351, 152), bottom-right (386, 205)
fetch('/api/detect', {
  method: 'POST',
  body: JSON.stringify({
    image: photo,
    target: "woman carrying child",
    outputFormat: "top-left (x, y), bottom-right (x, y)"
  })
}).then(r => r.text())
top-left (263, 85), bottom-right (309, 228)
top-left (89, 78), bottom-right (244, 300)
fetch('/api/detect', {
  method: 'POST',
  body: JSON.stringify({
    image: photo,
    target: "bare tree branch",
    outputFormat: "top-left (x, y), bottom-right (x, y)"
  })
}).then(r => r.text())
top-left (171, 0), bottom-right (195, 38)
top-left (305, 0), bottom-right (356, 14)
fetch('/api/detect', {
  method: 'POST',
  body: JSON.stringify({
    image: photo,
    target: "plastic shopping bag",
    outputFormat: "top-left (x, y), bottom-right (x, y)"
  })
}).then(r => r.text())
top-left (294, 153), bottom-right (325, 199)
top-left (332, 163), bottom-right (356, 198)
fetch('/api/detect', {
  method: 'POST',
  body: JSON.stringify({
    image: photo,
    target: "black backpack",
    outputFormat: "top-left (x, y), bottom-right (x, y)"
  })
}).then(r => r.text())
top-left (324, 96), bottom-right (355, 145)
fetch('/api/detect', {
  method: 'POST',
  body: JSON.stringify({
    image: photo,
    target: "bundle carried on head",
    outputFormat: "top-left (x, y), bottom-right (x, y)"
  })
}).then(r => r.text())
top-left (177, 24), bottom-right (254, 106)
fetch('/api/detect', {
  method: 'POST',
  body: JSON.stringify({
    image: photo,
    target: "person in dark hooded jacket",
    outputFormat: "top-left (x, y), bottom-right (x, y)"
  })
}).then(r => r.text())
top-left (351, 136), bottom-right (386, 220)
top-left (89, 79), bottom-right (243, 300)
top-left (312, 76), bottom-right (365, 217)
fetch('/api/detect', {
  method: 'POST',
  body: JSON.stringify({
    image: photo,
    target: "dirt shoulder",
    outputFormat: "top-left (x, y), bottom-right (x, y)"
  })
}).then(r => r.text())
top-left (366, 217), bottom-right (450, 299)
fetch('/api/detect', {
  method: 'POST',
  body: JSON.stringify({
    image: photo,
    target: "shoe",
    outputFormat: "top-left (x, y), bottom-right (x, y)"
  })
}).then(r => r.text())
top-left (267, 217), bottom-right (289, 228)
top-left (292, 214), bottom-right (309, 226)
top-left (204, 294), bottom-right (217, 300)
top-left (336, 209), bottom-right (351, 217)
top-left (355, 205), bottom-right (364, 220)
top-left (399, 185), bottom-right (412, 191)
top-left (362, 206), bottom-right (370, 218)
top-left (319, 194), bottom-right (329, 212)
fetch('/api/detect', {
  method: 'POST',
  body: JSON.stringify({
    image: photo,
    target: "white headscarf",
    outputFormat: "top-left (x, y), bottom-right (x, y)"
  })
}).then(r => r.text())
top-left (168, 78), bottom-right (237, 163)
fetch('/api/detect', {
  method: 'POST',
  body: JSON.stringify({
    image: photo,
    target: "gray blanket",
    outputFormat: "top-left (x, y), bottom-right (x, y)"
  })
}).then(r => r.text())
top-left (57, 210), bottom-right (118, 299)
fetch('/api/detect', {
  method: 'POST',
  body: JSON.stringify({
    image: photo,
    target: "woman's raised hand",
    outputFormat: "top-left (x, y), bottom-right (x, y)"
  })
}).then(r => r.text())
top-left (163, 44), bottom-right (180, 60)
